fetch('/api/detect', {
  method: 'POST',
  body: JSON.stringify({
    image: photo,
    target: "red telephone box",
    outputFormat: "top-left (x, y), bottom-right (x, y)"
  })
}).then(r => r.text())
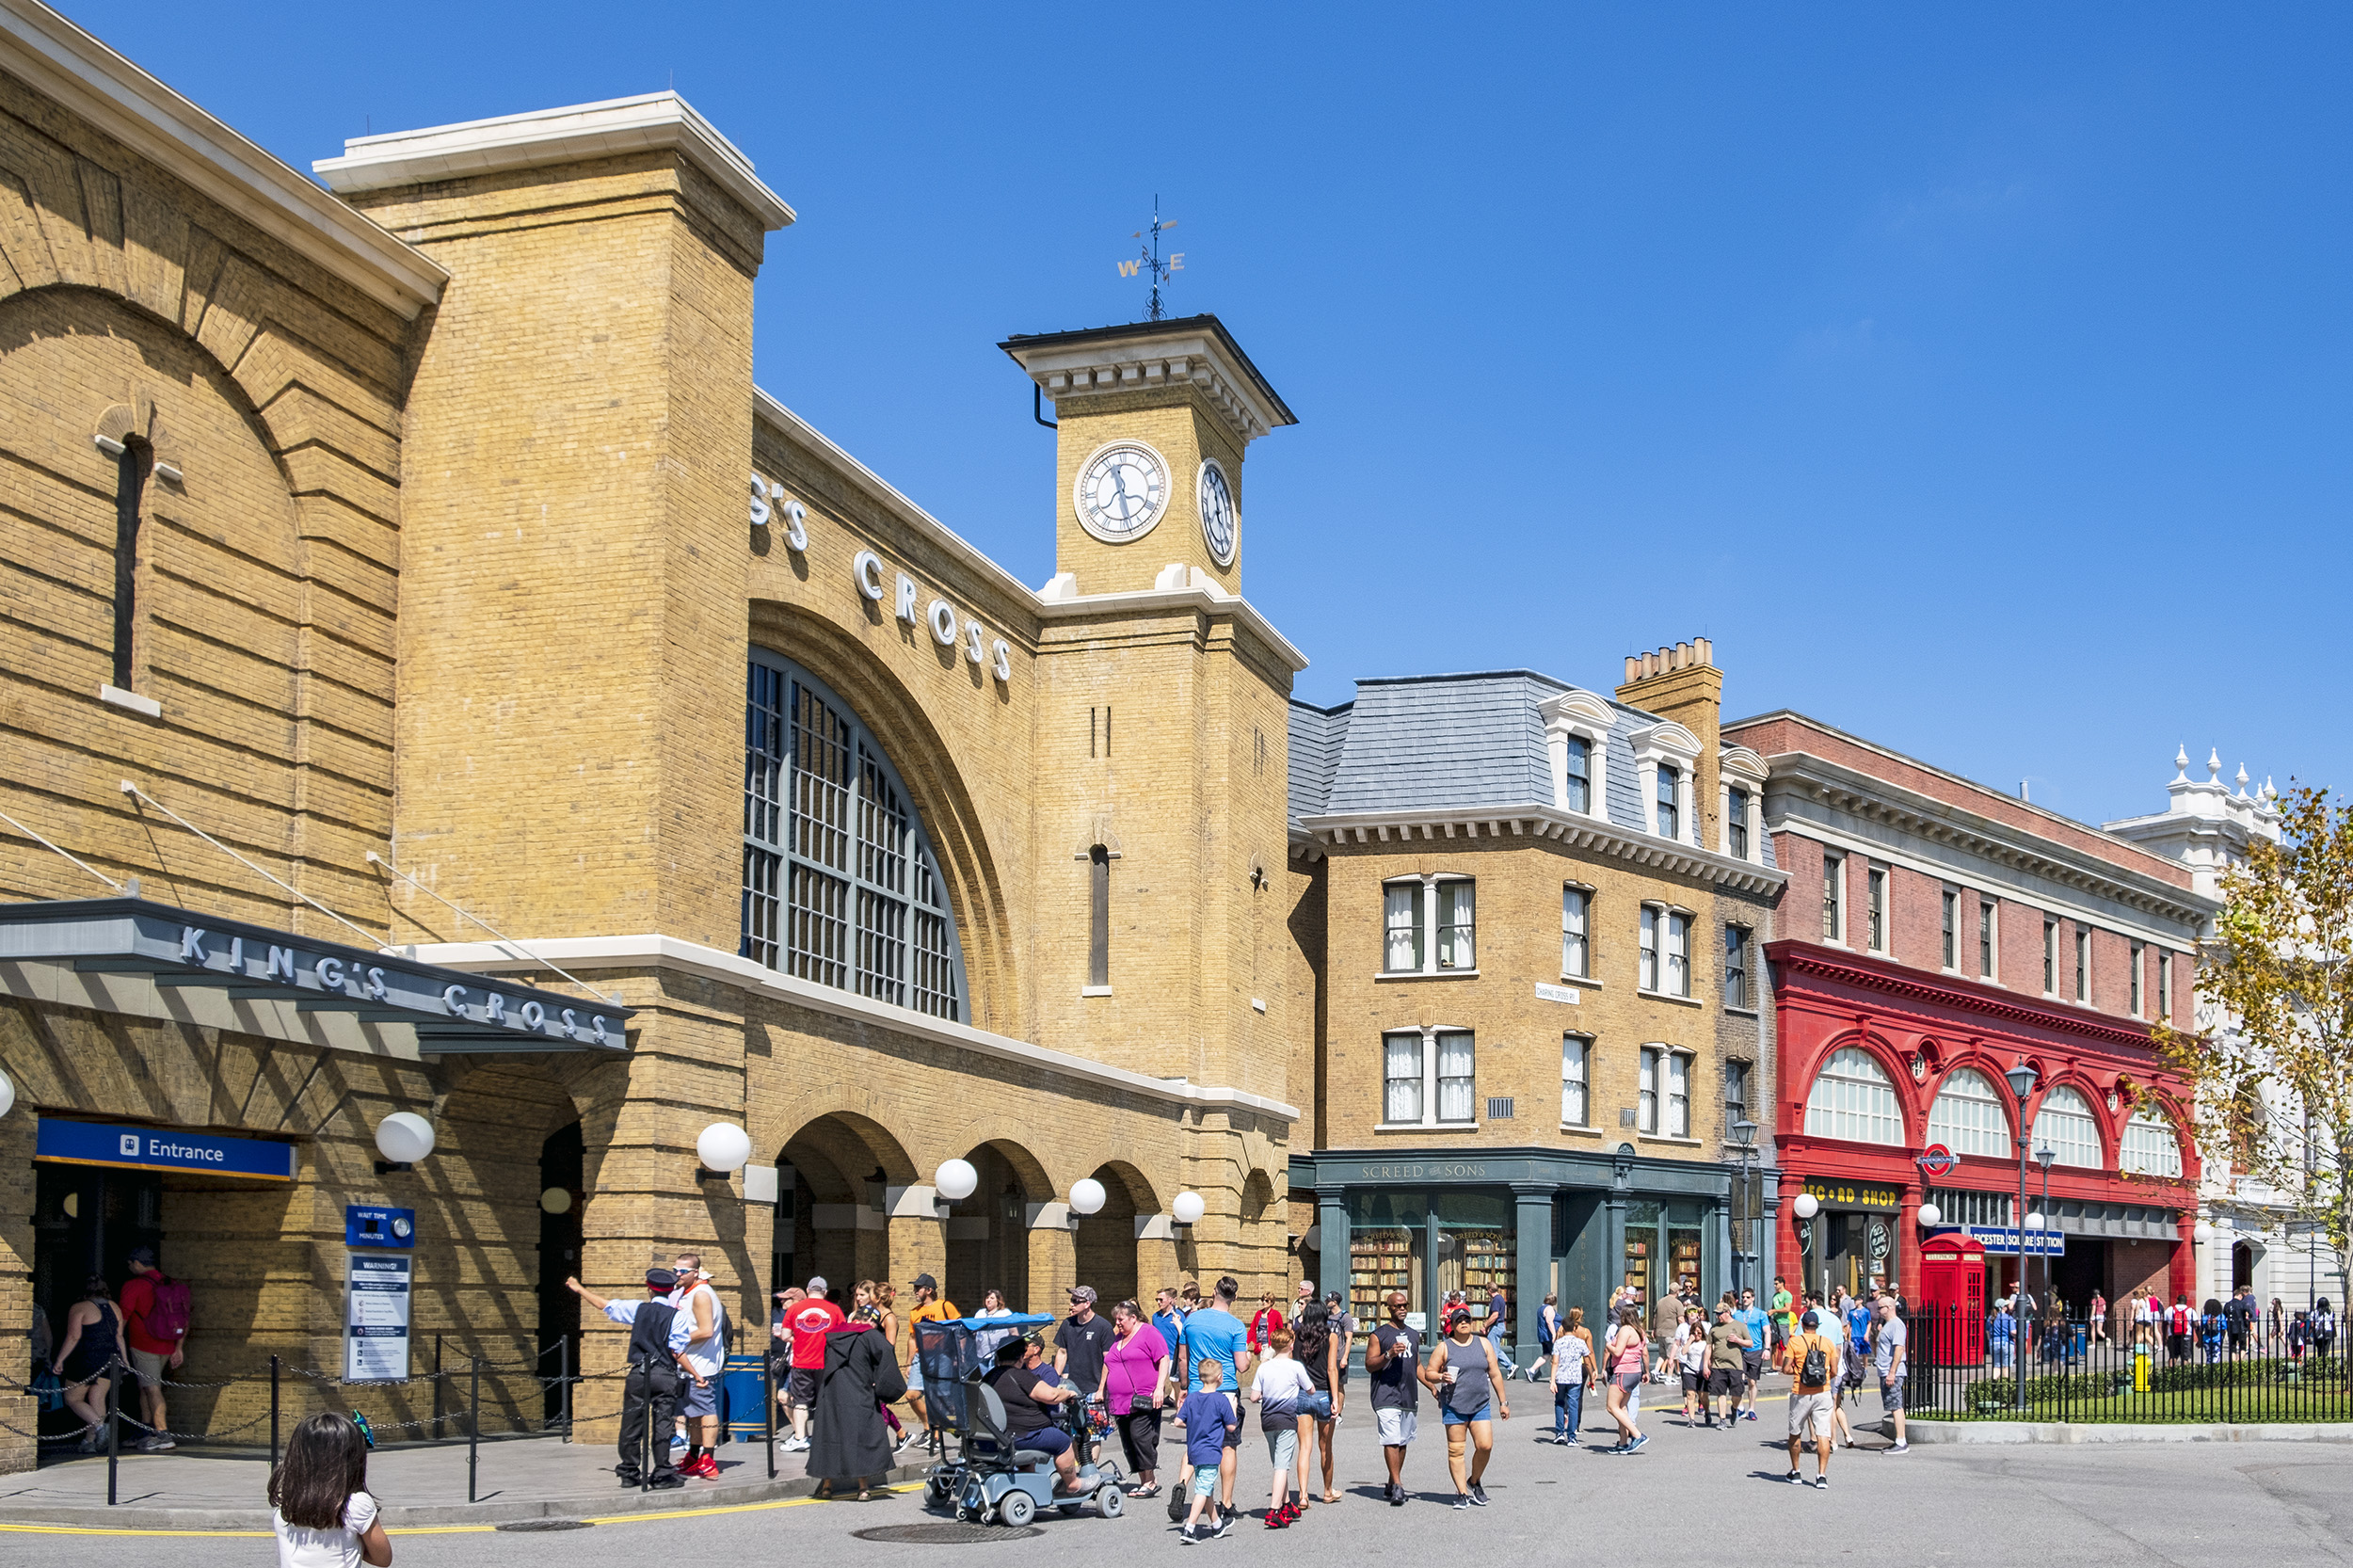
top-left (1918, 1231), bottom-right (1986, 1365)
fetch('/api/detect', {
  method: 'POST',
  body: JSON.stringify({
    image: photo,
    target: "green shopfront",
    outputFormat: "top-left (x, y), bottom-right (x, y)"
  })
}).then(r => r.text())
top-left (1292, 1145), bottom-right (1779, 1366)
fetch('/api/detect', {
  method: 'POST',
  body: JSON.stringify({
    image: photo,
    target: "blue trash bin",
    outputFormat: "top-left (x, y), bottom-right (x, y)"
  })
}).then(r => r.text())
top-left (722, 1352), bottom-right (768, 1447)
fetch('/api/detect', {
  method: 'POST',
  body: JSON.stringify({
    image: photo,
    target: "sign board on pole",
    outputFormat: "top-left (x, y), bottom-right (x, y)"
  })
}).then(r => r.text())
top-left (344, 1254), bottom-right (412, 1381)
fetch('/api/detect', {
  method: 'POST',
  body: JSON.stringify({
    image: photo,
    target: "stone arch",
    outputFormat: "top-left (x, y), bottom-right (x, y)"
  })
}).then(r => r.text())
top-left (747, 600), bottom-right (1016, 1032)
top-left (1801, 1031), bottom-right (1913, 1145)
top-left (776, 1111), bottom-right (920, 1301)
top-left (1073, 1160), bottom-right (1159, 1309)
top-left (941, 1138), bottom-right (1053, 1313)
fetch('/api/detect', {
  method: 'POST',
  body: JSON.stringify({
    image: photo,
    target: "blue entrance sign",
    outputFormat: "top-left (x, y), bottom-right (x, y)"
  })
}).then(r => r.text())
top-left (35, 1117), bottom-right (296, 1181)
top-left (1935, 1224), bottom-right (2064, 1256)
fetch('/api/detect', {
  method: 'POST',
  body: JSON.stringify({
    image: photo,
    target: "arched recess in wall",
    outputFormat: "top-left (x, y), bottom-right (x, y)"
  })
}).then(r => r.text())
top-left (744, 600), bottom-right (1015, 1030)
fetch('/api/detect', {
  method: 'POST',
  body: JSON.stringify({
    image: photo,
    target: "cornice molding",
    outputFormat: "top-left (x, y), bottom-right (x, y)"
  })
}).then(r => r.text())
top-left (1000, 319), bottom-right (1293, 445)
top-left (0, 0), bottom-right (446, 318)
top-left (1766, 938), bottom-right (2164, 1051)
top-left (1298, 803), bottom-right (1786, 893)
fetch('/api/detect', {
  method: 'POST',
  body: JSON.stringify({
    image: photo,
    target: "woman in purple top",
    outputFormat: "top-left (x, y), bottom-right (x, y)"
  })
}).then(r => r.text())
top-left (1103, 1298), bottom-right (1174, 1497)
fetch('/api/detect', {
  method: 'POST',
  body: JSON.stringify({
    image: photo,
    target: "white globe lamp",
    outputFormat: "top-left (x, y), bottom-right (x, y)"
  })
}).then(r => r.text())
top-left (696, 1122), bottom-right (753, 1174)
top-left (1916, 1203), bottom-right (1942, 1228)
top-left (1172, 1191), bottom-right (1207, 1226)
top-left (1069, 1177), bottom-right (1107, 1216)
top-left (1791, 1192), bottom-right (1820, 1221)
top-left (935, 1159), bottom-right (979, 1203)
top-left (375, 1112), bottom-right (435, 1168)
top-left (0, 1066), bottom-right (13, 1119)
top-left (2024, 1210), bottom-right (2044, 1232)
top-left (539, 1187), bottom-right (573, 1215)
top-left (2193, 1221), bottom-right (2215, 1245)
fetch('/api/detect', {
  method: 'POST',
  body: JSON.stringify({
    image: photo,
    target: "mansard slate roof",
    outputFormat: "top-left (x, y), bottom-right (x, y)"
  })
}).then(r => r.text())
top-left (1288, 669), bottom-right (1776, 869)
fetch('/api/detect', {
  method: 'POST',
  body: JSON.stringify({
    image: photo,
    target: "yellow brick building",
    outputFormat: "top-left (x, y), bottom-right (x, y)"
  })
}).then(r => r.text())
top-left (0, 1), bottom-right (1302, 1468)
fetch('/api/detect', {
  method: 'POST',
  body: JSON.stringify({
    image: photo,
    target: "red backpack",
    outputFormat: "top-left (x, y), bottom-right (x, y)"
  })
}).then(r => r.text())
top-left (2169, 1304), bottom-right (2191, 1336)
top-left (144, 1273), bottom-right (194, 1342)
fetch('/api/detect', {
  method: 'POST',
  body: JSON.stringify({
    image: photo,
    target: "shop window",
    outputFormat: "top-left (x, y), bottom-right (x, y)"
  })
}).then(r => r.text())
top-left (2121, 1108), bottom-right (2183, 1177)
top-left (1384, 876), bottom-right (1474, 974)
top-left (2032, 1085), bottom-right (2103, 1168)
top-left (1561, 1035), bottom-right (1591, 1126)
top-left (743, 655), bottom-right (963, 1019)
top-left (1561, 886), bottom-right (1591, 978)
top-left (1804, 1046), bottom-right (1903, 1145)
top-left (1926, 1067), bottom-right (2009, 1159)
top-left (1562, 734), bottom-right (1592, 813)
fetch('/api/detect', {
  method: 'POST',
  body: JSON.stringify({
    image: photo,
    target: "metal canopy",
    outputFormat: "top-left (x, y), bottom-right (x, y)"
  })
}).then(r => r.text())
top-left (0, 896), bottom-right (631, 1055)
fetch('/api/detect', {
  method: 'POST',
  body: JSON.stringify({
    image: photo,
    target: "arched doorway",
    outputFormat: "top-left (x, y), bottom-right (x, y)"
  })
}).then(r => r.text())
top-left (775, 1113), bottom-right (918, 1305)
top-left (536, 1123), bottom-right (584, 1423)
top-left (2233, 1241), bottom-right (2257, 1295)
top-left (943, 1142), bottom-right (1049, 1313)
top-left (1073, 1162), bottom-right (1156, 1308)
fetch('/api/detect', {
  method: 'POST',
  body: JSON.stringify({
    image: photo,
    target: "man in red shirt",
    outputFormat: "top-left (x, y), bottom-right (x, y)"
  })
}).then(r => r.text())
top-left (117, 1247), bottom-right (185, 1452)
top-left (781, 1276), bottom-right (844, 1453)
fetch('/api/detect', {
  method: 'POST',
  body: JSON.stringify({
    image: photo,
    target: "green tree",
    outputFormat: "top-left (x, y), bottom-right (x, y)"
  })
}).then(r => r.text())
top-left (2159, 783), bottom-right (2353, 1301)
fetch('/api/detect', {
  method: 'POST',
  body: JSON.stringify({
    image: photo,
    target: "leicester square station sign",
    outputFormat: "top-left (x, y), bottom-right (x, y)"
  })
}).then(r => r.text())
top-left (0, 896), bottom-right (631, 1050)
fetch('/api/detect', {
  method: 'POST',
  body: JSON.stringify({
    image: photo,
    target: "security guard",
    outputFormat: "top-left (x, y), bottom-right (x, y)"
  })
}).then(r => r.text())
top-left (568, 1269), bottom-right (694, 1488)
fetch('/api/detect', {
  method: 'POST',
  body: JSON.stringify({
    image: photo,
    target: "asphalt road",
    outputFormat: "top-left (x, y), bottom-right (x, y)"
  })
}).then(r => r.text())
top-left (10, 1387), bottom-right (2353, 1566)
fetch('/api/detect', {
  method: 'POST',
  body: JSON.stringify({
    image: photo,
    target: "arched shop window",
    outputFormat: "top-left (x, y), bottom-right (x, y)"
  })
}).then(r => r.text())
top-left (2120, 1107), bottom-right (2184, 1177)
top-left (1926, 1067), bottom-right (2010, 1159)
top-left (742, 654), bottom-right (966, 1020)
top-left (2032, 1085), bottom-right (2103, 1169)
top-left (1804, 1047), bottom-right (1903, 1145)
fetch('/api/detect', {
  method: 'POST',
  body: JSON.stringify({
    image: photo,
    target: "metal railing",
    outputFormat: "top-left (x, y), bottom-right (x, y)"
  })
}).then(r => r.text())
top-left (1900, 1305), bottom-right (2350, 1423)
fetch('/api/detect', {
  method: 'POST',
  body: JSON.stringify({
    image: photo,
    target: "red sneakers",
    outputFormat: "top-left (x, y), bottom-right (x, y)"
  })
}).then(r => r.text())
top-left (682, 1453), bottom-right (720, 1479)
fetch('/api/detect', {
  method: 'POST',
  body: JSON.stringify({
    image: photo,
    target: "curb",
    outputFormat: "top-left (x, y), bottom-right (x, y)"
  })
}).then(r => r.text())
top-left (0, 1460), bottom-right (935, 1530)
top-left (1909, 1419), bottom-right (2353, 1446)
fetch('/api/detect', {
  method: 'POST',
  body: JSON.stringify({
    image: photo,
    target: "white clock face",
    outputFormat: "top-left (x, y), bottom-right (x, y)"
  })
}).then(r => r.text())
top-left (1074, 441), bottom-right (1169, 544)
top-left (1197, 458), bottom-right (1238, 568)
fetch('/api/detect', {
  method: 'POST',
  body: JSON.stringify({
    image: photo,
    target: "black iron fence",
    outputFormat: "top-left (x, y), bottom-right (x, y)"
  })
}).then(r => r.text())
top-left (1900, 1305), bottom-right (2351, 1423)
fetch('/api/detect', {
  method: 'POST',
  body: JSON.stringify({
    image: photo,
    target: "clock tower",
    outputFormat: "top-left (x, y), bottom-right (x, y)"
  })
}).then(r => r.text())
top-left (1000, 316), bottom-right (1295, 598)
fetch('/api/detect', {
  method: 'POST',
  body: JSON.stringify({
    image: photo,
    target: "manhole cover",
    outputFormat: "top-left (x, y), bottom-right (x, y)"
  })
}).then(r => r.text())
top-left (496, 1519), bottom-right (593, 1531)
top-left (852, 1523), bottom-right (1044, 1544)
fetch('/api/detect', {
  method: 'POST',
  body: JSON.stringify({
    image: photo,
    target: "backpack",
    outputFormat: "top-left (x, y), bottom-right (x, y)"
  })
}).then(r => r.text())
top-left (1800, 1336), bottom-right (1828, 1387)
top-left (144, 1273), bottom-right (193, 1343)
top-left (2169, 1304), bottom-right (2191, 1336)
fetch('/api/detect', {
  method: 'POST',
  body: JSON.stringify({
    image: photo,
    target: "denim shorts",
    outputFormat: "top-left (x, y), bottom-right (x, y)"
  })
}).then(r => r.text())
top-left (1440, 1402), bottom-right (1493, 1426)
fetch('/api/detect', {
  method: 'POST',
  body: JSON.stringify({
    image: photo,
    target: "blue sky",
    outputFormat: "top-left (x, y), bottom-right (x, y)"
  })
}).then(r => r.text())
top-left (65, 2), bottom-right (2349, 827)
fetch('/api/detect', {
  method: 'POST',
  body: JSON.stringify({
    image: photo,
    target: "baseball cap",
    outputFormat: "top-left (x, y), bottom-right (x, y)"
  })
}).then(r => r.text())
top-left (646, 1268), bottom-right (679, 1289)
top-left (1713, 1302), bottom-right (1731, 1315)
top-left (1801, 1310), bottom-right (1820, 1330)
top-left (807, 1275), bottom-right (828, 1294)
top-left (1067, 1285), bottom-right (1097, 1304)
top-left (912, 1273), bottom-right (938, 1292)
top-left (127, 1246), bottom-right (157, 1266)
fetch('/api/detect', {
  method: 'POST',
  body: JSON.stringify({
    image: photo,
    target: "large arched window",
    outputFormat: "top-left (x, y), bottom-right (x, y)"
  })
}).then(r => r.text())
top-left (1927, 1067), bottom-right (2010, 1159)
top-left (2120, 1107), bottom-right (2184, 1177)
top-left (1805, 1047), bottom-right (1903, 1145)
top-left (742, 654), bottom-right (966, 1020)
top-left (2033, 1085), bottom-right (2102, 1169)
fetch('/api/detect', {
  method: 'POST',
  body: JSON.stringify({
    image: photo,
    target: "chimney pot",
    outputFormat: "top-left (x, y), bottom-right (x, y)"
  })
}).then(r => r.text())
top-left (1624, 655), bottom-right (1641, 683)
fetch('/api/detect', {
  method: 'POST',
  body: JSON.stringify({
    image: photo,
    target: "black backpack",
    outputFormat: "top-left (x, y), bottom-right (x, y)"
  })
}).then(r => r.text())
top-left (1800, 1336), bottom-right (1828, 1387)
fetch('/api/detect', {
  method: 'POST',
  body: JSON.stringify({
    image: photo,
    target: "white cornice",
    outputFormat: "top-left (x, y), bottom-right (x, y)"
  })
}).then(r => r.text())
top-left (314, 90), bottom-right (794, 232)
top-left (1297, 803), bottom-right (1787, 894)
top-left (410, 931), bottom-right (1299, 1125)
top-left (0, 0), bottom-right (445, 318)
top-left (1004, 323), bottom-right (1291, 445)
top-left (1034, 584), bottom-right (1310, 673)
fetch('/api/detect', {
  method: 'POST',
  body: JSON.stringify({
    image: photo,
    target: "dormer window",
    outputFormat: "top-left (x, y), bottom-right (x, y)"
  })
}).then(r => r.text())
top-left (1541, 688), bottom-right (1614, 818)
top-left (1626, 718), bottom-right (1702, 844)
top-left (1726, 787), bottom-right (1749, 859)
top-left (1563, 734), bottom-right (1593, 813)
top-left (1657, 764), bottom-right (1681, 840)
top-left (1718, 744), bottom-right (1769, 863)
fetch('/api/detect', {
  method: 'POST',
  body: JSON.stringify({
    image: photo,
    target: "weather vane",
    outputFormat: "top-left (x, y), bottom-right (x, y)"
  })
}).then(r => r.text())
top-left (1116, 198), bottom-right (1183, 321)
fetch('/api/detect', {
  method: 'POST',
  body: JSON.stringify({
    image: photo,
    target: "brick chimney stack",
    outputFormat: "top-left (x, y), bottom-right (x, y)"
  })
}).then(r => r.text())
top-left (1618, 637), bottom-right (1724, 840)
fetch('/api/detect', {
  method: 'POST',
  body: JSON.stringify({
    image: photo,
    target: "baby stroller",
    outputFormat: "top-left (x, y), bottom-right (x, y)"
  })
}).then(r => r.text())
top-left (915, 1314), bottom-right (1124, 1526)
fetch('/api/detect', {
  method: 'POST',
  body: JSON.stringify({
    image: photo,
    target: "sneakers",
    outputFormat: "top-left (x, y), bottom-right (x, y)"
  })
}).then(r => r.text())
top-left (1741, 1409), bottom-right (1759, 1422)
top-left (1387, 1482), bottom-right (1406, 1507)
top-left (1812, 1475), bottom-right (1830, 1489)
top-left (1886, 1441), bottom-right (1910, 1454)
top-left (1181, 1525), bottom-right (1201, 1545)
top-left (1214, 1512), bottom-right (1234, 1538)
top-left (1453, 1493), bottom-right (1470, 1511)
top-left (648, 1474), bottom-right (686, 1490)
top-left (781, 1435), bottom-right (810, 1453)
top-left (1625, 1434), bottom-right (1649, 1454)
top-left (1785, 1470), bottom-right (1804, 1484)
top-left (685, 1453), bottom-right (720, 1479)
top-left (1467, 1482), bottom-right (1490, 1507)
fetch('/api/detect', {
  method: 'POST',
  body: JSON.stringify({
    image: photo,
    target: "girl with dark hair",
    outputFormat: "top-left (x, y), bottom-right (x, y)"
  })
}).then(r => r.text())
top-left (269, 1412), bottom-right (391, 1568)
top-left (49, 1275), bottom-right (120, 1453)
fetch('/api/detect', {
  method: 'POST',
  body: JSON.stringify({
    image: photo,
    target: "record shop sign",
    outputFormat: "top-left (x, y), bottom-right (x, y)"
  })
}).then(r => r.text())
top-left (0, 896), bottom-right (632, 1050)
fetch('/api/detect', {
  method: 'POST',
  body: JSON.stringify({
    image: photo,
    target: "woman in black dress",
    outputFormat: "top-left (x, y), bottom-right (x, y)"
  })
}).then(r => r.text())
top-left (807, 1320), bottom-right (906, 1501)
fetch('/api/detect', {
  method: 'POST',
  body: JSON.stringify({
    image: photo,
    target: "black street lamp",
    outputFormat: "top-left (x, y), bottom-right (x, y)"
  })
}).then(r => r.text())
top-left (2034, 1147), bottom-right (2057, 1323)
top-left (1731, 1117), bottom-right (1758, 1298)
top-left (2004, 1060), bottom-right (2041, 1414)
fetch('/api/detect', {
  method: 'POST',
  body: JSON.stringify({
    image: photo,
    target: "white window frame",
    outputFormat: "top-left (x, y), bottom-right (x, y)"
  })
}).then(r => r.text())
top-left (1627, 719), bottom-right (1703, 846)
top-left (1719, 745), bottom-right (1769, 862)
top-left (1978, 895), bottom-right (1997, 981)
top-left (1561, 884), bottom-right (1593, 980)
top-left (1804, 1046), bottom-right (1905, 1146)
top-left (1639, 903), bottom-right (1694, 998)
top-left (2121, 1106), bottom-right (2183, 1177)
top-left (2032, 1084), bottom-right (2103, 1169)
top-left (2157, 950), bottom-right (2172, 1020)
top-left (1866, 865), bottom-right (1888, 954)
top-left (1561, 1034), bottom-right (1592, 1128)
top-left (1381, 1026), bottom-right (1479, 1128)
top-left (1940, 887), bottom-right (1958, 971)
top-left (1380, 873), bottom-right (1476, 976)
top-left (1540, 688), bottom-right (1615, 819)
top-left (2074, 924), bottom-right (2090, 1003)
top-left (1665, 908), bottom-right (1692, 998)
top-left (1822, 853), bottom-right (1846, 943)
top-left (1639, 1045), bottom-right (1693, 1138)
top-left (2130, 940), bottom-right (2145, 1017)
top-left (1926, 1067), bottom-right (2011, 1159)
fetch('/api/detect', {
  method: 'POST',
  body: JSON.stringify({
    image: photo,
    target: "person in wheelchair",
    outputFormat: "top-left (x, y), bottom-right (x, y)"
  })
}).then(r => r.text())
top-left (984, 1335), bottom-right (1089, 1496)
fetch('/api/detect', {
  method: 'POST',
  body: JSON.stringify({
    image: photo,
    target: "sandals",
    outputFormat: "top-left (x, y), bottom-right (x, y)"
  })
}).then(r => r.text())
top-left (1126, 1483), bottom-right (1161, 1498)
top-left (856, 1487), bottom-right (873, 1502)
top-left (1321, 1492), bottom-right (1342, 1504)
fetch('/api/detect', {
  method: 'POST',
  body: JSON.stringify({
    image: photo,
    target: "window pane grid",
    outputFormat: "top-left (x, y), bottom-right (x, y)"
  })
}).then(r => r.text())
top-left (1436, 1032), bottom-right (1476, 1123)
top-left (1385, 884), bottom-right (1422, 972)
top-left (1561, 1036), bottom-right (1590, 1126)
top-left (1667, 1053), bottom-right (1689, 1138)
top-left (1436, 881), bottom-right (1475, 970)
top-left (2034, 1086), bottom-right (2102, 1168)
top-left (1385, 1033), bottom-right (1424, 1124)
top-left (1640, 906), bottom-right (1658, 992)
top-left (1727, 787), bottom-right (1749, 858)
top-left (2121, 1111), bottom-right (2183, 1177)
top-left (1722, 924), bottom-right (1748, 1007)
top-left (1805, 1046), bottom-right (1902, 1145)
top-left (1666, 912), bottom-right (1690, 997)
top-left (1562, 888), bottom-right (1590, 978)
top-left (1927, 1068), bottom-right (2009, 1159)
top-left (1639, 1048), bottom-right (1658, 1133)
top-left (1657, 764), bottom-right (1680, 840)
top-left (1564, 736), bottom-right (1591, 813)
top-left (742, 846), bottom-right (781, 968)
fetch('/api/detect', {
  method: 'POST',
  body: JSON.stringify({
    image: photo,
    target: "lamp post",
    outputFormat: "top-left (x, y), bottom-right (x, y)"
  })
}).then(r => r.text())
top-left (2034, 1147), bottom-right (2057, 1323)
top-left (1731, 1117), bottom-right (1758, 1299)
top-left (2004, 1061), bottom-right (2040, 1414)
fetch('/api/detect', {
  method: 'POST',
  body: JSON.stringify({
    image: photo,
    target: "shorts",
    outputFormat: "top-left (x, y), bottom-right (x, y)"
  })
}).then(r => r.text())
top-left (1375, 1407), bottom-right (1418, 1446)
top-left (1610, 1372), bottom-right (1643, 1396)
top-left (906, 1360), bottom-right (925, 1395)
top-left (1706, 1366), bottom-right (1744, 1398)
top-left (127, 1349), bottom-right (167, 1389)
top-left (1223, 1416), bottom-right (1244, 1449)
top-left (1741, 1352), bottom-right (1767, 1379)
top-left (1878, 1374), bottom-right (1904, 1414)
top-left (1015, 1425), bottom-right (1073, 1458)
top-left (1680, 1369), bottom-right (1705, 1394)
top-left (679, 1371), bottom-right (719, 1418)
top-left (1788, 1390), bottom-right (1834, 1441)
top-left (1440, 1402), bottom-right (1493, 1427)
top-left (1265, 1425), bottom-right (1299, 1468)
top-left (788, 1368), bottom-right (820, 1406)
top-left (1193, 1462), bottom-right (1222, 1492)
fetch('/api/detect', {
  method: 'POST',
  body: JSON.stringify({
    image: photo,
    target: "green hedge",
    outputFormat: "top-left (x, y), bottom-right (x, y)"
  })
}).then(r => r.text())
top-left (1958, 1355), bottom-right (2347, 1411)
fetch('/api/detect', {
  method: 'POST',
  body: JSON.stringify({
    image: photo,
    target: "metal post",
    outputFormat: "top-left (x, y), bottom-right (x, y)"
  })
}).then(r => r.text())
top-left (270, 1355), bottom-right (281, 1472)
top-left (467, 1354), bottom-right (480, 1504)
top-left (559, 1336), bottom-right (571, 1440)
top-left (432, 1335), bottom-right (443, 1441)
top-left (2017, 1128), bottom-right (2030, 1414)
top-left (104, 1361), bottom-right (120, 1506)
top-left (764, 1341), bottom-right (777, 1480)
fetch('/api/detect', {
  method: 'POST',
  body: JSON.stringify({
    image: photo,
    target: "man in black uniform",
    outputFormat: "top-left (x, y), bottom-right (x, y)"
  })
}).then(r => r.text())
top-left (569, 1269), bottom-right (694, 1489)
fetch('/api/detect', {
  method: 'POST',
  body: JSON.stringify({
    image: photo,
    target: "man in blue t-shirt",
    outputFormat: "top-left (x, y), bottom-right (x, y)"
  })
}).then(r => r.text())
top-left (1735, 1288), bottom-right (1770, 1422)
top-left (1152, 1287), bottom-right (1190, 1390)
top-left (1181, 1276), bottom-right (1253, 1525)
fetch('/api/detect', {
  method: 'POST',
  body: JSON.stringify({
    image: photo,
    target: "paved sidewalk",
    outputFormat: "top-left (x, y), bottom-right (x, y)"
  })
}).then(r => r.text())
top-left (0, 1431), bottom-right (935, 1528)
